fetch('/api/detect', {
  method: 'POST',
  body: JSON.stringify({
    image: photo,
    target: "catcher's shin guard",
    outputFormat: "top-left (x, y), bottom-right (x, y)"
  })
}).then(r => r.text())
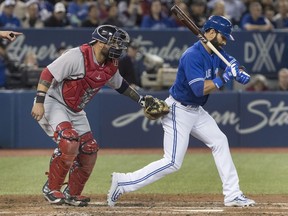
top-left (48, 122), bottom-right (80, 191)
top-left (67, 132), bottom-right (99, 196)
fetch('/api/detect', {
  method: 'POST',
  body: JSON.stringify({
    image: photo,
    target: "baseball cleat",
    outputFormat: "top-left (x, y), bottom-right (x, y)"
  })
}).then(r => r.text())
top-left (107, 172), bottom-right (124, 207)
top-left (63, 186), bottom-right (90, 207)
top-left (42, 180), bottom-right (65, 205)
top-left (224, 194), bottom-right (255, 207)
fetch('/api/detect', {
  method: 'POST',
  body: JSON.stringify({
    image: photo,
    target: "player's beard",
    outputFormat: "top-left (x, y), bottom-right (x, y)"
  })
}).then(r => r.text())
top-left (210, 37), bottom-right (222, 50)
top-left (101, 46), bottom-right (110, 59)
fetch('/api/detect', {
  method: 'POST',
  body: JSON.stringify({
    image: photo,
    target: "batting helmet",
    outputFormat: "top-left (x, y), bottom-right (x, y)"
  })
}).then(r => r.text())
top-left (203, 16), bottom-right (234, 41)
top-left (91, 25), bottom-right (130, 59)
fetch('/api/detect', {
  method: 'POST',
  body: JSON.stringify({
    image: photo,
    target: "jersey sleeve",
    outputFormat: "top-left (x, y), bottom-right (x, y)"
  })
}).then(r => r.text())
top-left (182, 51), bottom-right (205, 97)
top-left (183, 52), bottom-right (205, 85)
top-left (47, 48), bottom-right (84, 82)
top-left (106, 70), bottom-right (124, 89)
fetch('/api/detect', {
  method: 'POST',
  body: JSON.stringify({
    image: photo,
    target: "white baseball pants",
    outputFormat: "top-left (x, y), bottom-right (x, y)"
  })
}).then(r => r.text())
top-left (117, 96), bottom-right (243, 202)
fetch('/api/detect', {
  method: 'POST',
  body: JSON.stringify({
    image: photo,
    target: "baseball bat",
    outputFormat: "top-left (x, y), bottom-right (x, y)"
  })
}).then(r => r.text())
top-left (170, 5), bottom-right (236, 76)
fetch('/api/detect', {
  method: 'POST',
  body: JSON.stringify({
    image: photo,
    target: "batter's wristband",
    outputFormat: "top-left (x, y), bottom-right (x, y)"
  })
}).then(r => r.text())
top-left (213, 77), bottom-right (224, 89)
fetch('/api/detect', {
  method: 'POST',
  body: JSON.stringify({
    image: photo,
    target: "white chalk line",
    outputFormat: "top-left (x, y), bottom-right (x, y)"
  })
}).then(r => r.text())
top-left (89, 201), bottom-right (288, 207)
top-left (1, 202), bottom-right (288, 215)
top-left (173, 209), bottom-right (223, 213)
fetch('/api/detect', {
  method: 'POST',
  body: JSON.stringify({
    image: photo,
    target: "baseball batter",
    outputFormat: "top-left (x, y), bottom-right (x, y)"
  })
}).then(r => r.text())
top-left (31, 25), bottom-right (167, 207)
top-left (107, 16), bottom-right (255, 207)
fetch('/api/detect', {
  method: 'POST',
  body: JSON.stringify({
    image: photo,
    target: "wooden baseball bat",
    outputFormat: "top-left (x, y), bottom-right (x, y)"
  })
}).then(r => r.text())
top-left (170, 5), bottom-right (236, 76)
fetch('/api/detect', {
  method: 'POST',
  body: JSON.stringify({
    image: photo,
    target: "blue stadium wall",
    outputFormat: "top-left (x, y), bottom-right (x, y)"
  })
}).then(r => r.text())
top-left (0, 29), bottom-right (287, 148)
top-left (1, 90), bottom-right (288, 148)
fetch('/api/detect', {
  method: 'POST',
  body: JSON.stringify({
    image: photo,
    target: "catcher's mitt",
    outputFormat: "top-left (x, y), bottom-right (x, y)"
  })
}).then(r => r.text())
top-left (141, 95), bottom-right (170, 120)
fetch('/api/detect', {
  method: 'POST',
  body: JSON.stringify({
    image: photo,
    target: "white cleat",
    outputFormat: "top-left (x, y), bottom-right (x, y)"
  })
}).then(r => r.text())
top-left (107, 172), bottom-right (124, 207)
top-left (224, 194), bottom-right (256, 207)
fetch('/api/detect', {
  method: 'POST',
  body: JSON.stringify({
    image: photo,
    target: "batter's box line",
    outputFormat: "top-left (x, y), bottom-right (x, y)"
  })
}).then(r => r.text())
top-left (89, 201), bottom-right (288, 210)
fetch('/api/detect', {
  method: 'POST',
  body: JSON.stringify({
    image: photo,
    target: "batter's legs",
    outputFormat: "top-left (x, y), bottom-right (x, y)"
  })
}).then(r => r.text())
top-left (107, 103), bottom-right (192, 206)
top-left (190, 108), bottom-right (242, 202)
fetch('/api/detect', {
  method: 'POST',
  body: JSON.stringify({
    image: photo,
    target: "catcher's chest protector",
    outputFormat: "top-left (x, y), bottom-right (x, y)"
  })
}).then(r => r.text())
top-left (62, 44), bottom-right (118, 112)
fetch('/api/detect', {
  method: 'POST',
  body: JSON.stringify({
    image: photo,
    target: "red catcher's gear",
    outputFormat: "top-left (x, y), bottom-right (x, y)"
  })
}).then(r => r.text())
top-left (67, 132), bottom-right (99, 196)
top-left (62, 44), bottom-right (118, 112)
top-left (48, 122), bottom-right (80, 191)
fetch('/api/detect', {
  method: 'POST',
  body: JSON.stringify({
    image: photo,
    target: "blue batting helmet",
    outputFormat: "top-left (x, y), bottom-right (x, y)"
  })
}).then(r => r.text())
top-left (203, 16), bottom-right (234, 41)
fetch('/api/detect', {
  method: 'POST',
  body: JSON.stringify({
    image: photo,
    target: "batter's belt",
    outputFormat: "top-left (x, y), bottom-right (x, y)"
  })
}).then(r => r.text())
top-left (169, 95), bottom-right (200, 108)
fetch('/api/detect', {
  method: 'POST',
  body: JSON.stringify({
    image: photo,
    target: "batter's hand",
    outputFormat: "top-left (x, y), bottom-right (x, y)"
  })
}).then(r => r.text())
top-left (223, 63), bottom-right (239, 82)
top-left (235, 68), bottom-right (250, 85)
top-left (31, 103), bottom-right (45, 121)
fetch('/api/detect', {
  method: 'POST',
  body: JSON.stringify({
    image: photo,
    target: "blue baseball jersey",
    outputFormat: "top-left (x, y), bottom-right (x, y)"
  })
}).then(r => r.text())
top-left (169, 41), bottom-right (234, 106)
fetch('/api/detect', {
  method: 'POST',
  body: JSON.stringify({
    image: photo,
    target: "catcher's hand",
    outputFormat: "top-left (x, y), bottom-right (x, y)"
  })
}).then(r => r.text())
top-left (139, 95), bottom-right (170, 120)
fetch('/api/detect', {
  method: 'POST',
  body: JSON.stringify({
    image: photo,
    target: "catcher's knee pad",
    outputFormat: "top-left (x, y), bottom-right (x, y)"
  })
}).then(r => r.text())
top-left (79, 132), bottom-right (99, 154)
top-left (48, 122), bottom-right (80, 191)
top-left (68, 132), bottom-right (99, 196)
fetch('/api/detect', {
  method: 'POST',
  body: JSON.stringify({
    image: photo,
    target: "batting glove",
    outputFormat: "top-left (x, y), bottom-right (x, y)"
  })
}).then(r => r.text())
top-left (223, 63), bottom-right (238, 81)
top-left (235, 66), bottom-right (250, 85)
top-left (213, 63), bottom-right (238, 89)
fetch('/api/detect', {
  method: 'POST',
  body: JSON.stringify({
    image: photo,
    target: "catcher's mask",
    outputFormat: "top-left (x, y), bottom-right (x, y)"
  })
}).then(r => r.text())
top-left (91, 25), bottom-right (130, 59)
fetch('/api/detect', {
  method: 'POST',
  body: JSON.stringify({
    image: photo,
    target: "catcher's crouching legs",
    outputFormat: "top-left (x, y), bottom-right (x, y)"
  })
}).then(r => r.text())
top-left (63, 131), bottom-right (99, 207)
top-left (43, 122), bottom-right (80, 205)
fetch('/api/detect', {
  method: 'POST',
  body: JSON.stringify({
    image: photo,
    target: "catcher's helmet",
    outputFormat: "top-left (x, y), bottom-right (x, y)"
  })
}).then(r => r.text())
top-left (203, 16), bottom-right (234, 41)
top-left (91, 25), bottom-right (130, 59)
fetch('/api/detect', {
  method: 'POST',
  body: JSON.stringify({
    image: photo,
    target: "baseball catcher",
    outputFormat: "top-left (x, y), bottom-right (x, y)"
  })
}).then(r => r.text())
top-left (140, 95), bottom-right (169, 120)
top-left (31, 24), bottom-right (169, 207)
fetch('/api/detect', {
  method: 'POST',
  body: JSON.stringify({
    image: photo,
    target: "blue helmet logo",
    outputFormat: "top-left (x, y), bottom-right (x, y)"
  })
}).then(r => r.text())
top-left (203, 16), bottom-right (234, 41)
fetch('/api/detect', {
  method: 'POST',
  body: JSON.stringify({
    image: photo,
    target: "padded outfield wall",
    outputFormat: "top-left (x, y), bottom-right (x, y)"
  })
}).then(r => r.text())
top-left (0, 90), bottom-right (287, 148)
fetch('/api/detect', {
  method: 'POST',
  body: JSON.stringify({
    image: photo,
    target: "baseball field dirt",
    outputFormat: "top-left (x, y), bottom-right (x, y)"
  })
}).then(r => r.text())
top-left (0, 149), bottom-right (287, 216)
top-left (1, 194), bottom-right (287, 216)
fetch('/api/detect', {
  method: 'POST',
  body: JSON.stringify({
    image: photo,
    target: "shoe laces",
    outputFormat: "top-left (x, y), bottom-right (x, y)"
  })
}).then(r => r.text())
top-left (235, 194), bottom-right (248, 201)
